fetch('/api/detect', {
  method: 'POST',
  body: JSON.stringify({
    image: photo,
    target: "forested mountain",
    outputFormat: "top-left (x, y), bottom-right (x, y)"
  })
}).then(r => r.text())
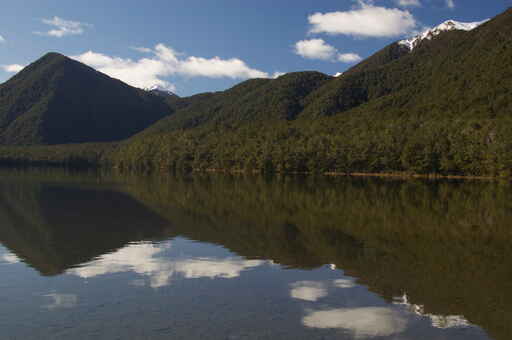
top-left (0, 53), bottom-right (172, 145)
top-left (111, 8), bottom-right (512, 176)
top-left (1, 8), bottom-right (512, 176)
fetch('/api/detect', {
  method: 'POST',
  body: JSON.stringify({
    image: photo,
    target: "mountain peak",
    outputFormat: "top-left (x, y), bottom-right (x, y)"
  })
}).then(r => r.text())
top-left (144, 85), bottom-right (179, 98)
top-left (399, 19), bottom-right (489, 51)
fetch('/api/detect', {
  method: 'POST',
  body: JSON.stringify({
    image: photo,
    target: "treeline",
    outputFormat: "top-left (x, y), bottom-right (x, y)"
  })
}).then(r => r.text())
top-left (0, 142), bottom-right (115, 168)
top-left (110, 115), bottom-right (512, 177)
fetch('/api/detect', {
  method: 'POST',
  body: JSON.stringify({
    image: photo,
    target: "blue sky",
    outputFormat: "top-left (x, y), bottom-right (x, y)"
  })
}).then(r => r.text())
top-left (0, 0), bottom-right (509, 96)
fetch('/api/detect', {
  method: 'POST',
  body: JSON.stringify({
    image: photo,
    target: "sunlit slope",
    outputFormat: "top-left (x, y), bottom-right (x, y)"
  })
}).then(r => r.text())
top-left (113, 8), bottom-right (512, 175)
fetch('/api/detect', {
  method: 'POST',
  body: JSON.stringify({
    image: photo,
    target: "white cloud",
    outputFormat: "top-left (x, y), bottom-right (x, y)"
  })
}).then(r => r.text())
top-left (396, 0), bottom-right (421, 7)
top-left (338, 53), bottom-right (362, 63)
top-left (272, 71), bottom-right (286, 79)
top-left (303, 307), bottom-right (407, 338)
top-left (131, 46), bottom-right (153, 53)
top-left (290, 281), bottom-right (328, 301)
top-left (179, 56), bottom-right (268, 79)
top-left (67, 242), bottom-right (265, 288)
top-left (295, 39), bottom-right (338, 60)
top-left (71, 43), bottom-right (271, 92)
top-left (0, 35), bottom-right (5, 43)
top-left (72, 49), bottom-right (177, 92)
top-left (1, 64), bottom-right (25, 73)
top-left (294, 39), bottom-right (362, 64)
top-left (446, 0), bottom-right (455, 8)
top-left (35, 16), bottom-right (92, 37)
top-left (308, 1), bottom-right (417, 38)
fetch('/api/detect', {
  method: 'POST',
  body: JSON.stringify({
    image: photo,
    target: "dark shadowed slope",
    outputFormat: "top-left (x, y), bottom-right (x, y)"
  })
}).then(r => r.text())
top-left (0, 53), bottom-right (173, 145)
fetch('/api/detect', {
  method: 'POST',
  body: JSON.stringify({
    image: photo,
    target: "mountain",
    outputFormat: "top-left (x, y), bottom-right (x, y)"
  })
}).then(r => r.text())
top-left (144, 85), bottom-right (180, 99)
top-left (398, 19), bottom-right (489, 51)
top-left (0, 53), bottom-right (172, 145)
top-left (141, 71), bottom-right (331, 136)
top-left (111, 8), bottom-right (512, 176)
top-left (1, 8), bottom-right (512, 176)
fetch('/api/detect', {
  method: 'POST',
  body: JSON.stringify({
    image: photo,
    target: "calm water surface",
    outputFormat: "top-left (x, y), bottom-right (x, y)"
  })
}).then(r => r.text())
top-left (0, 169), bottom-right (511, 339)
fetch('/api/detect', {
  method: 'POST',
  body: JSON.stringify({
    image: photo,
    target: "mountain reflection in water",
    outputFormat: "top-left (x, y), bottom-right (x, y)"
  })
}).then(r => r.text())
top-left (0, 169), bottom-right (510, 339)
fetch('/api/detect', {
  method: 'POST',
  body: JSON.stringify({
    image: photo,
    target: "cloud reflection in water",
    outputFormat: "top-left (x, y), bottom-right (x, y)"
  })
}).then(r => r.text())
top-left (67, 242), bottom-right (265, 288)
top-left (303, 307), bottom-right (407, 338)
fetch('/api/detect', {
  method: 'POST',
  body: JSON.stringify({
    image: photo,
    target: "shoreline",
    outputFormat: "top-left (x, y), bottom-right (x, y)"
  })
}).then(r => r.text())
top-left (0, 163), bottom-right (506, 181)
top-left (200, 168), bottom-right (504, 181)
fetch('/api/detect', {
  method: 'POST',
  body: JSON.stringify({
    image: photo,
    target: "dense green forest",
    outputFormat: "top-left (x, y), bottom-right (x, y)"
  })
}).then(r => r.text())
top-left (0, 9), bottom-right (511, 176)
top-left (0, 53), bottom-right (172, 145)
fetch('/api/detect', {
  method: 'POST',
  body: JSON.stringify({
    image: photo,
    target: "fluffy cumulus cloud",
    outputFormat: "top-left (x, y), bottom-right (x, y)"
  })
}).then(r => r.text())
top-left (67, 242), bottom-right (266, 288)
top-left (1, 64), bottom-right (25, 73)
top-left (338, 53), bottom-right (362, 63)
top-left (294, 39), bottom-right (362, 63)
top-left (295, 39), bottom-right (338, 60)
top-left (35, 16), bottom-right (92, 37)
top-left (72, 44), bottom-right (274, 92)
top-left (396, 0), bottom-right (421, 7)
top-left (303, 307), bottom-right (407, 338)
top-left (308, 1), bottom-right (417, 38)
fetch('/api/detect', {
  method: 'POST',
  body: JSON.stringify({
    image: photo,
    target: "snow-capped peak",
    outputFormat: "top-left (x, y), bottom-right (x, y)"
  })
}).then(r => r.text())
top-left (399, 19), bottom-right (489, 51)
top-left (334, 72), bottom-right (344, 78)
top-left (144, 85), bottom-right (177, 98)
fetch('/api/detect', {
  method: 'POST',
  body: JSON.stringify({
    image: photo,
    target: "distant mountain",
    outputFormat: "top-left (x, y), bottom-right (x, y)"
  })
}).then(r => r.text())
top-left (144, 85), bottom-right (180, 99)
top-left (0, 53), bottom-right (172, 145)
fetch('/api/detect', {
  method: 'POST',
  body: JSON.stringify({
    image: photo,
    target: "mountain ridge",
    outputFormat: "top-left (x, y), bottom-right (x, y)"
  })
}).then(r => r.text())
top-left (1, 8), bottom-right (511, 177)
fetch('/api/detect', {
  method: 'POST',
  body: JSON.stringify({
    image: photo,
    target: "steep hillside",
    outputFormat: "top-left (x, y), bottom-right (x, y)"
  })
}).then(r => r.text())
top-left (0, 53), bottom-right (172, 145)
top-left (1, 9), bottom-right (511, 176)
top-left (110, 8), bottom-right (512, 175)
top-left (142, 71), bottom-right (331, 135)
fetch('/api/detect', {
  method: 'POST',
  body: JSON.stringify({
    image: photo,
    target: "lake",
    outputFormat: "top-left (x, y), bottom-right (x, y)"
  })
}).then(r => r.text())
top-left (0, 169), bottom-right (510, 340)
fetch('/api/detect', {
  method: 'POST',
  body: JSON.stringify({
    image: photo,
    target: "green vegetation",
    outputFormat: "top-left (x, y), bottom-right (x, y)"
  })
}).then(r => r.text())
top-left (110, 8), bottom-right (512, 176)
top-left (1, 9), bottom-right (512, 177)
top-left (0, 53), bottom-right (172, 145)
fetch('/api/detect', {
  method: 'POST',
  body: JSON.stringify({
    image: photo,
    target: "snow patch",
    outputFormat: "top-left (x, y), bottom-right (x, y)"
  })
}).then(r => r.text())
top-left (399, 19), bottom-right (489, 51)
top-left (144, 84), bottom-right (177, 97)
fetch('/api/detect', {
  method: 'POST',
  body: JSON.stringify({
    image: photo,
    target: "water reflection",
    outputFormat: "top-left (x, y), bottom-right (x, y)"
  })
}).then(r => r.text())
top-left (303, 307), bottom-right (407, 338)
top-left (0, 170), bottom-right (509, 339)
top-left (44, 293), bottom-right (78, 310)
top-left (67, 241), bottom-right (266, 288)
top-left (1, 252), bottom-right (19, 264)
top-left (290, 278), bottom-right (356, 302)
top-left (393, 293), bottom-right (470, 329)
